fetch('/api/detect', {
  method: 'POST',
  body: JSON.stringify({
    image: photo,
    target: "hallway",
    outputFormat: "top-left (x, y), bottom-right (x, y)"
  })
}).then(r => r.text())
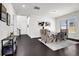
top-left (16, 35), bottom-right (79, 56)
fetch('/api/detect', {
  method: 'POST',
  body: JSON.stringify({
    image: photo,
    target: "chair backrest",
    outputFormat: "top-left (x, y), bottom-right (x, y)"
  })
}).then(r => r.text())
top-left (56, 32), bottom-right (66, 40)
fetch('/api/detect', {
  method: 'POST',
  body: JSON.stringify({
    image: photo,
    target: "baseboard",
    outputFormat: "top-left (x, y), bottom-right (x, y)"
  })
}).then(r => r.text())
top-left (67, 38), bottom-right (79, 42)
top-left (32, 37), bottom-right (41, 39)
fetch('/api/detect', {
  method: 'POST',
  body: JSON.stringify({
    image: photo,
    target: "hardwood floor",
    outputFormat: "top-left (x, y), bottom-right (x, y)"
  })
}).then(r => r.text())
top-left (16, 35), bottom-right (79, 56)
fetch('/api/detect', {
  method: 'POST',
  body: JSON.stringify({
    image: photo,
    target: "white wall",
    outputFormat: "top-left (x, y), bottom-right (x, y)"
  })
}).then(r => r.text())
top-left (0, 3), bottom-right (15, 40)
top-left (17, 16), bottom-right (28, 35)
top-left (16, 15), bottom-right (41, 38)
top-left (55, 10), bottom-right (79, 40)
top-left (28, 15), bottom-right (41, 38)
top-left (0, 3), bottom-right (16, 55)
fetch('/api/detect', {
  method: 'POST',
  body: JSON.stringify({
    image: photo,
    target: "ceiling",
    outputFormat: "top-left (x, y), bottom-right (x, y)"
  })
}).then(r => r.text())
top-left (12, 3), bottom-right (79, 18)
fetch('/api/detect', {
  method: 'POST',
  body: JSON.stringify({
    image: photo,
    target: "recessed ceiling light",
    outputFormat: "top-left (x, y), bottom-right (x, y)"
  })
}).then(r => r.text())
top-left (22, 4), bottom-right (26, 8)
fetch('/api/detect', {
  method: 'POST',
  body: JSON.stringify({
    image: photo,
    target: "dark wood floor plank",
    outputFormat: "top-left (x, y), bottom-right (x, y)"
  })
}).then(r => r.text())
top-left (16, 35), bottom-right (79, 56)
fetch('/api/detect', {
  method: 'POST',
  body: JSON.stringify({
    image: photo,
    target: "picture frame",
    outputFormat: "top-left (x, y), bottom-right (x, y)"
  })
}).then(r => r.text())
top-left (0, 3), bottom-right (7, 22)
top-left (6, 13), bottom-right (10, 26)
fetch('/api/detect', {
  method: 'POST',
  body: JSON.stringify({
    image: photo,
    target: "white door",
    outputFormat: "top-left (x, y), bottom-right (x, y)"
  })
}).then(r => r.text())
top-left (17, 16), bottom-right (28, 35)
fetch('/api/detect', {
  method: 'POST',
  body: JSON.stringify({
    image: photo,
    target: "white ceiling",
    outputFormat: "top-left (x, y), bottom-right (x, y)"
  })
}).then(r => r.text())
top-left (12, 3), bottom-right (79, 17)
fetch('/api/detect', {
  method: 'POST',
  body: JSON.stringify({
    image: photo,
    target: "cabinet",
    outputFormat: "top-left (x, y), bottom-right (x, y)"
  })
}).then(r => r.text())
top-left (1, 36), bottom-right (17, 56)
